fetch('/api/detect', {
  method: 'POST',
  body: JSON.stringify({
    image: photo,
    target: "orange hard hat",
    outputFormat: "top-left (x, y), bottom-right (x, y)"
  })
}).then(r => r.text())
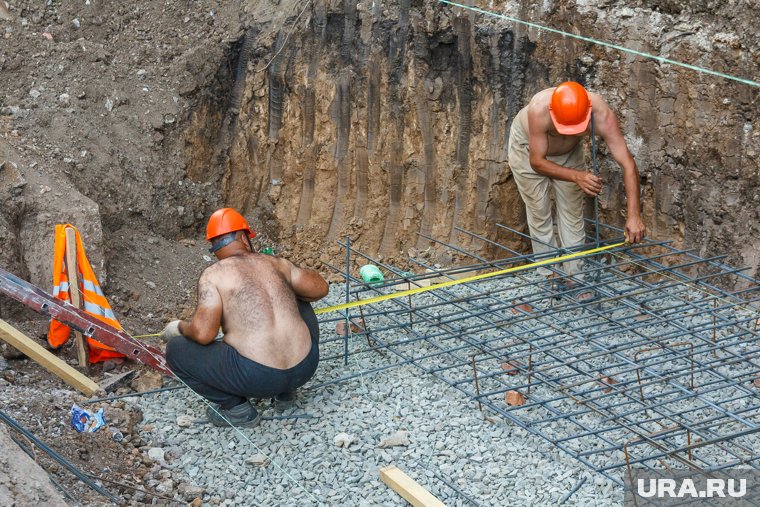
top-left (206, 208), bottom-right (255, 241)
top-left (549, 82), bottom-right (592, 135)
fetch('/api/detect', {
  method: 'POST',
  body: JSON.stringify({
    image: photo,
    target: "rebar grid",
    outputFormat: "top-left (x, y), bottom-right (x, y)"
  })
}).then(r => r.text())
top-left (314, 223), bottom-right (760, 486)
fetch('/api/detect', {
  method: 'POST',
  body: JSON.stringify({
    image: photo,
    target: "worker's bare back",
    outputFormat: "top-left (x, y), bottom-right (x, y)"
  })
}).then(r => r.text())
top-left (204, 254), bottom-right (311, 369)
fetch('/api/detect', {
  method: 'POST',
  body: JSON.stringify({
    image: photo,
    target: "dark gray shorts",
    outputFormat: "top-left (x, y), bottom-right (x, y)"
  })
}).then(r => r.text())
top-left (165, 300), bottom-right (320, 408)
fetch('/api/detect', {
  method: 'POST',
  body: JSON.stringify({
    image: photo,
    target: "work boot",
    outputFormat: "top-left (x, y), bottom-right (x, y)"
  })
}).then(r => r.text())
top-left (206, 401), bottom-right (261, 428)
top-left (274, 391), bottom-right (297, 410)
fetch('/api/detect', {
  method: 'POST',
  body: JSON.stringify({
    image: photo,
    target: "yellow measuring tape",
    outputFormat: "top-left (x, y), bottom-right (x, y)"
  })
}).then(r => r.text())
top-left (314, 241), bottom-right (626, 315)
top-left (132, 241), bottom-right (625, 336)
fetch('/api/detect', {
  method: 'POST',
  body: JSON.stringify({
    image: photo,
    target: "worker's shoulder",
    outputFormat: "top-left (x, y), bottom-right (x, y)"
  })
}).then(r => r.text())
top-left (588, 91), bottom-right (612, 110)
top-left (525, 91), bottom-right (553, 130)
top-left (528, 87), bottom-right (554, 108)
top-left (208, 253), bottom-right (279, 273)
top-left (199, 256), bottom-right (244, 278)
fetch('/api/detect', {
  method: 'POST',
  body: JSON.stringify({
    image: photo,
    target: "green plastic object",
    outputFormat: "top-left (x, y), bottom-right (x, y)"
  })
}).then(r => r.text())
top-left (359, 264), bottom-right (384, 284)
top-left (261, 245), bottom-right (275, 255)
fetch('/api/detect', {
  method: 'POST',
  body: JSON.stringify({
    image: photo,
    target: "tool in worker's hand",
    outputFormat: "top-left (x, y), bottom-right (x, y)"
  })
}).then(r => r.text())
top-left (158, 320), bottom-right (181, 342)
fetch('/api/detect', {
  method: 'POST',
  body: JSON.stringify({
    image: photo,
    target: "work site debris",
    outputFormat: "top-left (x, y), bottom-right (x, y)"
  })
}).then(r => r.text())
top-left (244, 453), bottom-right (270, 467)
top-left (335, 318), bottom-right (366, 336)
top-left (510, 301), bottom-right (534, 314)
top-left (505, 391), bottom-right (526, 406)
top-left (500, 360), bottom-right (524, 375)
top-left (599, 376), bottom-right (618, 393)
top-left (70, 405), bottom-right (106, 432)
top-left (98, 369), bottom-right (136, 392)
top-left (377, 430), bottom-right (410, 448)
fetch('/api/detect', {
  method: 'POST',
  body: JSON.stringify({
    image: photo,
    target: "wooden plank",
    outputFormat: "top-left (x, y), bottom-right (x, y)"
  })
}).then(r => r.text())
top-left (65, 228), bottom-right (88, 367)
top-left (0, 319), bottom-right (99, 396)
top-left (379, 466), bottom-right (447, 507)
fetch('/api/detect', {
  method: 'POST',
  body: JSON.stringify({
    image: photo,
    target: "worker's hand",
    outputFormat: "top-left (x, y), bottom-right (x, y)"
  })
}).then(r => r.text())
top-left (159, 320), bottom-right (182, 342)
top-left (573, 171), bottom-right (602, 196)
top-left (625, 216), bottom-right (647, 244)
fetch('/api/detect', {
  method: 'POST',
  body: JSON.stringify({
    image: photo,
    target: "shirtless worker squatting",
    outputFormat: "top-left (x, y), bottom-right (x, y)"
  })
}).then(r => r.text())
top-left (160, 208), bottom-right (329, 427)
top-left (508, 81), bottom-right (647, 282)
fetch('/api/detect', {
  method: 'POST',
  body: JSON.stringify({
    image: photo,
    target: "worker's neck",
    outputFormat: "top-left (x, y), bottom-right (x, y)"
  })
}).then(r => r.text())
top-left (215, 244), bottom-right (250, 260)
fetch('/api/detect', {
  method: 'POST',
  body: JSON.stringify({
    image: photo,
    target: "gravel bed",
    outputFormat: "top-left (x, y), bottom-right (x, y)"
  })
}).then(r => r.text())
top-left (132, 281), bottom-right (624, 506)
top-left (135, 364), bottom-right (618, 506)
top-left (132, 272), bottom-right (758, 506)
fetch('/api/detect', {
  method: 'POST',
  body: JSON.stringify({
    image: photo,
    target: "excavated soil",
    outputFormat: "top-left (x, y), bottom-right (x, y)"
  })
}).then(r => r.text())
top-left (0, 0), bottom-right (758, 504)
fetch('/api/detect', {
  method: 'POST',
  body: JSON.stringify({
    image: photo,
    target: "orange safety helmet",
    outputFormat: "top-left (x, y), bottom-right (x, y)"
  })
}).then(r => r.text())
top-left (549, 82), bottom-right (592, 135)
top-left (206, 208), bottom-right (256, 241)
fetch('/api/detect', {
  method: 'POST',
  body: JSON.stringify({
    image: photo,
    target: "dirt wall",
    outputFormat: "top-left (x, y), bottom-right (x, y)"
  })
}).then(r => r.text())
top-left (184, 0), bottom-right (759, 273)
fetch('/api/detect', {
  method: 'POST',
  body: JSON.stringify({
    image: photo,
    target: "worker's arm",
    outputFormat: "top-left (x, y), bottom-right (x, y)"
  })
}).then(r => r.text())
top-left (593, 105), bottom-right (647, 243)
top-left (177, 269), bottom-right (223, 345)
top-left (527, 108), bottom-right (601, 196)
top-left (277, 258), bottom-right (329, 302)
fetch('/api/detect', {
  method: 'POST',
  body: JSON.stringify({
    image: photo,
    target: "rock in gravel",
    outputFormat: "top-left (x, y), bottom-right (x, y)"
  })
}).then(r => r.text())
top-left (505, 390), bottom-right (526, 406)
top-left (156, 479), bottom-right (173, 494)
top-left (0, 357), bottom-right (7, 372)
top-left (0, 3), bottom-right (12, 21)
top-left (131, 371), bottom-right (164, 392)
top-left (599, 376), bottom-right (618, 393)
top-left (165, 445), bottom-right (184, 460)
top-left (147, 447), bottom-right (165, 462)
top-left (245, 454), bottom-right (270, 467)
top-left (1, 343), bottom-right (24, 360)
top-left (377, 430), bottom-right (410, 448)
top-left (333, 432), bottom-right (356, 448)
top-left (176, 415), bottom-right (194, 428)
top-left (178, 482), bottom-right (205, 499)
top-left (501, 360), bottom-right (523, 375)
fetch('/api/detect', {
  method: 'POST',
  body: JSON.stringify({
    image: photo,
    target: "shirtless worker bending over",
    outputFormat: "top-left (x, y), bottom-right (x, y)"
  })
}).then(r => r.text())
top-left (508, 81), bottom-right (646, 284)
top-left (160, 208), bottom-right (329, 427)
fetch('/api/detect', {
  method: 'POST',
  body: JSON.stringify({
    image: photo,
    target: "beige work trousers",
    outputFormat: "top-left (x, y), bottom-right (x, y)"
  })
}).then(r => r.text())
top-left (508, 113), bottom-right (586, 277)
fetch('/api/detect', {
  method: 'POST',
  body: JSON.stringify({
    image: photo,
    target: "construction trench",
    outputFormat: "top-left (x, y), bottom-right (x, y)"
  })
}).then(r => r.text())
top-left (0, 0), bottom-right (759, 506)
